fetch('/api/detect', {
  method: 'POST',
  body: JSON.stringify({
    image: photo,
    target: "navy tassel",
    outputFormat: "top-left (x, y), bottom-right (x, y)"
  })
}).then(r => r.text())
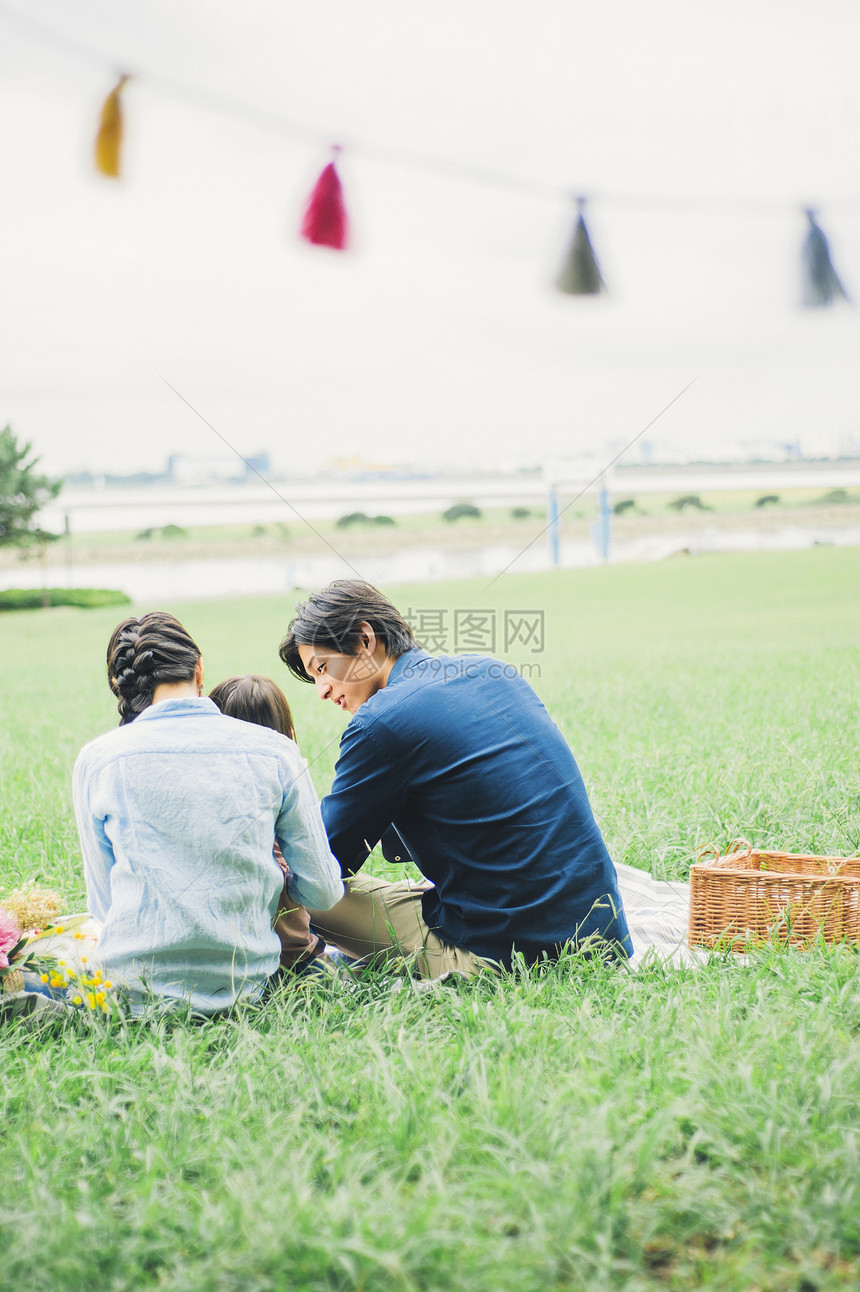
top-left (801, 208), bottom-right (850, 307)
top-left (556, 197), bottom-right (606, 295)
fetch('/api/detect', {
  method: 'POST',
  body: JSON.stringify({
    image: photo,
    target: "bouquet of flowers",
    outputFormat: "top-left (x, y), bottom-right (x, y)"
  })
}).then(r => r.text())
top-left (0, 884), bottom-right (111, 1014)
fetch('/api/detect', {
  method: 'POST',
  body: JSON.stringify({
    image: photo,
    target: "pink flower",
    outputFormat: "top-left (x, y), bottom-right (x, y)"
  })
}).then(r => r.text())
top-left (0, 907), bottom-right (23, 966)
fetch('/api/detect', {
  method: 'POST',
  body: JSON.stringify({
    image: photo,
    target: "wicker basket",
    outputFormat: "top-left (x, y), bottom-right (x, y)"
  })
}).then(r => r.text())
top-left (688, 844), bottom-right (860, 951)
top-left (1, 968), bottom-right (25, 994)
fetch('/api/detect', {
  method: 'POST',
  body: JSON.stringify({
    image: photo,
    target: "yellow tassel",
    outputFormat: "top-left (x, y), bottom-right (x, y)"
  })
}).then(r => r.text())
top-left (95, 74), bottom-right (130, 178)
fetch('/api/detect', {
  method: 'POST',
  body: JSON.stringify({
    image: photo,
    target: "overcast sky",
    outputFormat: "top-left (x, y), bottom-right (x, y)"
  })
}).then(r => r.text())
top-left (1, 0), bottom-right (859, 478)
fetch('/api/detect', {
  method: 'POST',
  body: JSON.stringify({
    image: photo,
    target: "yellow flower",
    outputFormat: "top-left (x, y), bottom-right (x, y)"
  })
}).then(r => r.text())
top-left (66, 967), bottom-right (76, 978)
top-left (53, 925), bottom-right (64, 935)
top-left (40, 973), bottom-right (49, 984)
top-left (95, 991), bottom-right (105, 1006)
top-left (72, 994), bottom-right (82, 1006)
top-left (86, 993), bottom-right (96, 1009)
top-left (104, 980), bottom-right (113, 989)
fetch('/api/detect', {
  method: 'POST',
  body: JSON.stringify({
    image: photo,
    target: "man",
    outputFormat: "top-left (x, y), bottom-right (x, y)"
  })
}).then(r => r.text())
top-left (279, 579), bottom-right (632, 977)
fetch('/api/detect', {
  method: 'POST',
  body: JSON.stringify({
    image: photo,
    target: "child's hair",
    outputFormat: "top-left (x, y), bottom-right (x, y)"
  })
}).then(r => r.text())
top-left (208, 674), bottom-right (296, 741)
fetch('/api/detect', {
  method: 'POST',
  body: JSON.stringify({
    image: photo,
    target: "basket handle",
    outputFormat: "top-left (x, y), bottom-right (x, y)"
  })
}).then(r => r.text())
top-left (695, 838), bottom-right (754, 867)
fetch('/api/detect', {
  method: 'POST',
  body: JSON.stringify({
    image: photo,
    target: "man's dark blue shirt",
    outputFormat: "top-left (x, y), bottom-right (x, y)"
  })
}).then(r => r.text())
top-left (321, 648), bottom-right (632, 966)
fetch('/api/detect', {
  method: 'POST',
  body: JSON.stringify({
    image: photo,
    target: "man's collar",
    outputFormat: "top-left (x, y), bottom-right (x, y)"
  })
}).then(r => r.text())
top-left (387, 647), bottom-right (433, 685)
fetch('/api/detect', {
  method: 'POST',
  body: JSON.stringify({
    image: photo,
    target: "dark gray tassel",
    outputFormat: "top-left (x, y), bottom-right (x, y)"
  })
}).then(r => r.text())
top-left (556, 197), bottom-right (606, 295)
top-left (802, 208), bottom-right (850, 307)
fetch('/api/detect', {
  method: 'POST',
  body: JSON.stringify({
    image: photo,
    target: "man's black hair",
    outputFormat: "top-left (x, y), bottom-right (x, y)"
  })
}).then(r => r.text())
top-left (279, 579), bottom-right (417, 683)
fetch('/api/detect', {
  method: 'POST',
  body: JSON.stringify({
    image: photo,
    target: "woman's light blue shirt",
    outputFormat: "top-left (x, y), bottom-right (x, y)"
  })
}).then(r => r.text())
top-left (73, 697), bottom-right (343, 1013)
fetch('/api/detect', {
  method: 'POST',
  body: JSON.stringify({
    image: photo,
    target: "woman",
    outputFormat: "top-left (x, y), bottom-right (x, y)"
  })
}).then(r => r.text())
top-left (73, 612), bottom-right (343, 1015)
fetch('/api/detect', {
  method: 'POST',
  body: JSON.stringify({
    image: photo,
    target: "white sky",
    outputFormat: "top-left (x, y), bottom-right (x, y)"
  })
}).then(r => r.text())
top-left (1, 0), bottom-right (859, 478)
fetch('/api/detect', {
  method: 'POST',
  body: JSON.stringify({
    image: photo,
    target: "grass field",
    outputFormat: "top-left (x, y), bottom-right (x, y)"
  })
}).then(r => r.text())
top-left (2, 547), bottom-right (859, 1290)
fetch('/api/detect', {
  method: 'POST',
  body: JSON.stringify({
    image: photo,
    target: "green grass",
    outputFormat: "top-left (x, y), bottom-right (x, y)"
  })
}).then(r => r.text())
top-left (2, 547), bottom-right (860, 1290)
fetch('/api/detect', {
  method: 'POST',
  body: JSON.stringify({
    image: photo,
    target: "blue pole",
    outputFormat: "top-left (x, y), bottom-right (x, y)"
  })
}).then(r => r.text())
top-left (598, 479), bottom-right (611, 563)
top-left (548, 486), bottom-right (560, 567)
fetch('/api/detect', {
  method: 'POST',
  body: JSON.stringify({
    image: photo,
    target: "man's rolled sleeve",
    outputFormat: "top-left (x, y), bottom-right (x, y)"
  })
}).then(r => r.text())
top-left (321, 719), bottom-right (408, 876)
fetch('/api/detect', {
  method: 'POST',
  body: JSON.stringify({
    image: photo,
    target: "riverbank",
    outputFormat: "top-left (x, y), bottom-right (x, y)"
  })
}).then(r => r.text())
top-left (3, 493), bottom-right (860, 603)
top-left (5, 492), bottom-right (860, 571)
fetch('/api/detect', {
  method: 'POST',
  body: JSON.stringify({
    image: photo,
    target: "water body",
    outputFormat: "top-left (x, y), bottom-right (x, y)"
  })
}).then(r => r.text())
top-left (2, 526), bottom-right (858, 604)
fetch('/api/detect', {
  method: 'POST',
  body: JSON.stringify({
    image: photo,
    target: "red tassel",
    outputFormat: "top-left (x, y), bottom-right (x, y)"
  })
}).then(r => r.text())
top-left (300, 153), bottom-right (349, 250)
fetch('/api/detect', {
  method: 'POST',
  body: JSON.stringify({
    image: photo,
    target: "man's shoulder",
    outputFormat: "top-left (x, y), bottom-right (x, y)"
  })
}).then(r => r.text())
top-left (391, 650), bottom-right (532, 695)
top-left (353, 649), bottom-right (528, 735)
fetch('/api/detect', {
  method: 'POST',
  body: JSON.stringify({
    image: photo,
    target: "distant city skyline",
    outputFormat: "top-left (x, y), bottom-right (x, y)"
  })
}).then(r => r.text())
top-left (56, 434), bottom-right (860, 496)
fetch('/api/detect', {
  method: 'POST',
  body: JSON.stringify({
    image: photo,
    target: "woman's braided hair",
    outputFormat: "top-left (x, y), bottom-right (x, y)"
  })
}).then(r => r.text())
top-left (106, 612), bottom-right (201, 725)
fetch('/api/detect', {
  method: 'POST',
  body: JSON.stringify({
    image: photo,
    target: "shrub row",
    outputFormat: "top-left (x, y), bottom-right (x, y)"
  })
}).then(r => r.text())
top-left (0, 587), bottom-right (131, 613)
top-left (335, 512), bottom-right (397, 528)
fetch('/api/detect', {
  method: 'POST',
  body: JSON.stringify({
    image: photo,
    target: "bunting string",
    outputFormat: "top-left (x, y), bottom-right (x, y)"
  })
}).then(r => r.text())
top-left (2, 0), bottom-right (856, 306)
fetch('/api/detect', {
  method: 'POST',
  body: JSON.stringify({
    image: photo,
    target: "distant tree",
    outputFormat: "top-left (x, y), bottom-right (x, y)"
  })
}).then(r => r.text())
top-left (0, 425), bottom-right (62, 548)
top-left (373, 514), bottom-right (396, 525)
top-left (510, 506), bottom-right (532, 519)
top-left (442, 503), bottom-right (482, 522)
top-left (335, 511), bottom-right (373, 528)
top-left (755, 494), bottom-right (780, 508)
top-left (667, 494), bottom-right (710, 512)
top-left (613, 498), bottom-right (637, 516)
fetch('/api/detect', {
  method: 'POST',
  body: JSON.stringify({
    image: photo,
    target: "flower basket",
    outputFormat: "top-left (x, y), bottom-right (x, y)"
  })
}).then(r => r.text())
top-left (688, 843), bottom-right (860, 952)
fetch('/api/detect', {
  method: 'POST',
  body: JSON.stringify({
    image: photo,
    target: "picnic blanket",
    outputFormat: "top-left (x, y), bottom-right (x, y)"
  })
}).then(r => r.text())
top-left (614, 861), bottom-right (706, 969)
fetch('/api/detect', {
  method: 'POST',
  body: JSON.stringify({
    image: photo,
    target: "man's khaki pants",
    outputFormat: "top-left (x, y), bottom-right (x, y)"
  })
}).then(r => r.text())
top-left (308, 875), bottom-right (497, 980)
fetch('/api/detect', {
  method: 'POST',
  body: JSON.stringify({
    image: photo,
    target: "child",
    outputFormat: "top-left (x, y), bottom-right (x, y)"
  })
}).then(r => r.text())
top-left (208, 675), bottom-right (330, 974)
